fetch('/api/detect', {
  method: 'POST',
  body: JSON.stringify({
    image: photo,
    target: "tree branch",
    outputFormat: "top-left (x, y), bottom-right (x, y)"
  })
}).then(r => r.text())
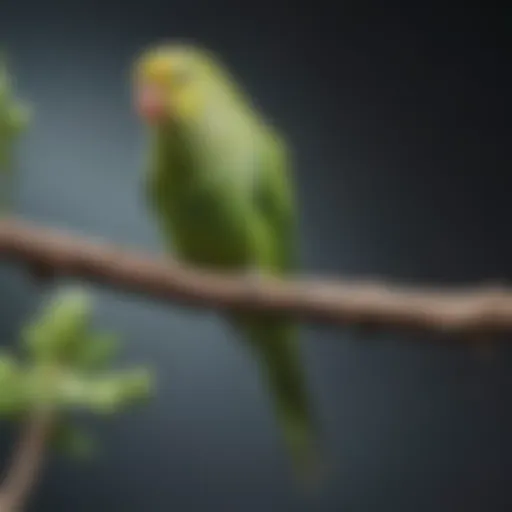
top-left (0, 216), bottom-right (511, 336)
top-left (0, 410), bottom-right (53, 512)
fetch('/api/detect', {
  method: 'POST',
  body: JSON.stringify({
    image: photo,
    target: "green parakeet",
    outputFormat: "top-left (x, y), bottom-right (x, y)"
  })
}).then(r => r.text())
top-left (132, 43), bottom-right (322, 480)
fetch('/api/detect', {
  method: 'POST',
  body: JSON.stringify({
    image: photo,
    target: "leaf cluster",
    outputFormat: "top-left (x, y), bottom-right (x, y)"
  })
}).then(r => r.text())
top-left (0, 53), bottom-right (30, 173)
top-left (0, 286), bottom-right (154, 459)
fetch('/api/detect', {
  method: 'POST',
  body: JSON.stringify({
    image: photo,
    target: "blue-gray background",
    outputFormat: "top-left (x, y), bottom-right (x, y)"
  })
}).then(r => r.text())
top-left (0, 3), bottom-right (510, 511)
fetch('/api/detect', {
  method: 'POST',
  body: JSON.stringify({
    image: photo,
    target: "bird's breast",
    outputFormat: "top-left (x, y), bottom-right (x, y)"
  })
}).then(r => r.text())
top-left (165, 187), bottom-right (250, 268)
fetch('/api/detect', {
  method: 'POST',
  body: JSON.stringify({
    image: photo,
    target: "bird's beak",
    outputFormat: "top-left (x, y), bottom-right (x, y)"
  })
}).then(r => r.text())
top-left (134, 82), bottom-right (167, 124)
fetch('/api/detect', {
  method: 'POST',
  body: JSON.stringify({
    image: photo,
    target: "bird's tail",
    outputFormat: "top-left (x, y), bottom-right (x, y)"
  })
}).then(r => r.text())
top-left (230, 314), bottom-right (326, 486)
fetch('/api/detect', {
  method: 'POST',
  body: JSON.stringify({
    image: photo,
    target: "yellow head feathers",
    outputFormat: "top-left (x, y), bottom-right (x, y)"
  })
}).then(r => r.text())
top-left (132, 43), bottom-right (219, 123)
top-left (132, 43), bottom-right (248, 125)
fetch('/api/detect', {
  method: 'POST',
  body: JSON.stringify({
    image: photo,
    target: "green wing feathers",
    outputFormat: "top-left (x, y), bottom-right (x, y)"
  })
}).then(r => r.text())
top-left (254, 130), bottom-right (297, 273)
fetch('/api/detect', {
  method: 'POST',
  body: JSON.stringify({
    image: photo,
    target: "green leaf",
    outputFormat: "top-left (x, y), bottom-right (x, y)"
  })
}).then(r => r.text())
top-left (22, 287), bottom-right (93, 364)
top-left (0, 352), bottom-right (26, 413)
top-left (51, 368), bottom-right (154, 415)
top-left (9, 286), bottom-right (155, 420)
top-left (0, 52), bottom-right (29, 180)
top-left (7, 102), bottom-right (30, 134)
top-left (74, 331), bottom-right (119, 372)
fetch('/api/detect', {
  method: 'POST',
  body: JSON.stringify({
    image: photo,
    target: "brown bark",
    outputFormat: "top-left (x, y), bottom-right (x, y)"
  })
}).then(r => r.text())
top-left (0, 216), bottom-right (511, 336)
top-left (0, 411), bottom-right (52, 512)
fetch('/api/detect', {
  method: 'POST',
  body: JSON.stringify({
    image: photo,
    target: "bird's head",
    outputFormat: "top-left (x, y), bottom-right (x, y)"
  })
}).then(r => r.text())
top-left (132, 43), bottom-right (228, 127)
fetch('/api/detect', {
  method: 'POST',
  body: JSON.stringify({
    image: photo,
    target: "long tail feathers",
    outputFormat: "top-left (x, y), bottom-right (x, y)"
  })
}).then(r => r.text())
top-left (231, 315), bottom-right (327, 487)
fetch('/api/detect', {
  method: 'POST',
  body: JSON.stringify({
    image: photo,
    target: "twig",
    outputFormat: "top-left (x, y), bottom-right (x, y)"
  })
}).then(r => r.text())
top-left (0, 216), bottom-right (511, 336)
top-left (0, 410), bottom-right (53, 512)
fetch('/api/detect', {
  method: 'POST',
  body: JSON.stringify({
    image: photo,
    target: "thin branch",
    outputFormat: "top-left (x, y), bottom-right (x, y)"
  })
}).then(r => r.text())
top-left (0, 216), bottom-right (511, 336)
top-left (0, 410), bottom-right (53, 512)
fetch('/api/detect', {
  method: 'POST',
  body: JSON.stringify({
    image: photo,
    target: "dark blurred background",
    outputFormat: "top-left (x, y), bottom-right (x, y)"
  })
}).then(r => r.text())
top-left (0, 3), bottom-right (510, 511)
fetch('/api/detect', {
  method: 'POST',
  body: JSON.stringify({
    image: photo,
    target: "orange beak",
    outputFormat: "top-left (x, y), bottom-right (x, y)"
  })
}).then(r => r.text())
top-left (135, 83), bottom-right (167, 123)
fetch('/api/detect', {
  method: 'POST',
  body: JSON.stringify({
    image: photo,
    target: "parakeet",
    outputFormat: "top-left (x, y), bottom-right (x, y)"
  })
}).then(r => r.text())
top-left (132, 42), bottom-right (322, 481)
